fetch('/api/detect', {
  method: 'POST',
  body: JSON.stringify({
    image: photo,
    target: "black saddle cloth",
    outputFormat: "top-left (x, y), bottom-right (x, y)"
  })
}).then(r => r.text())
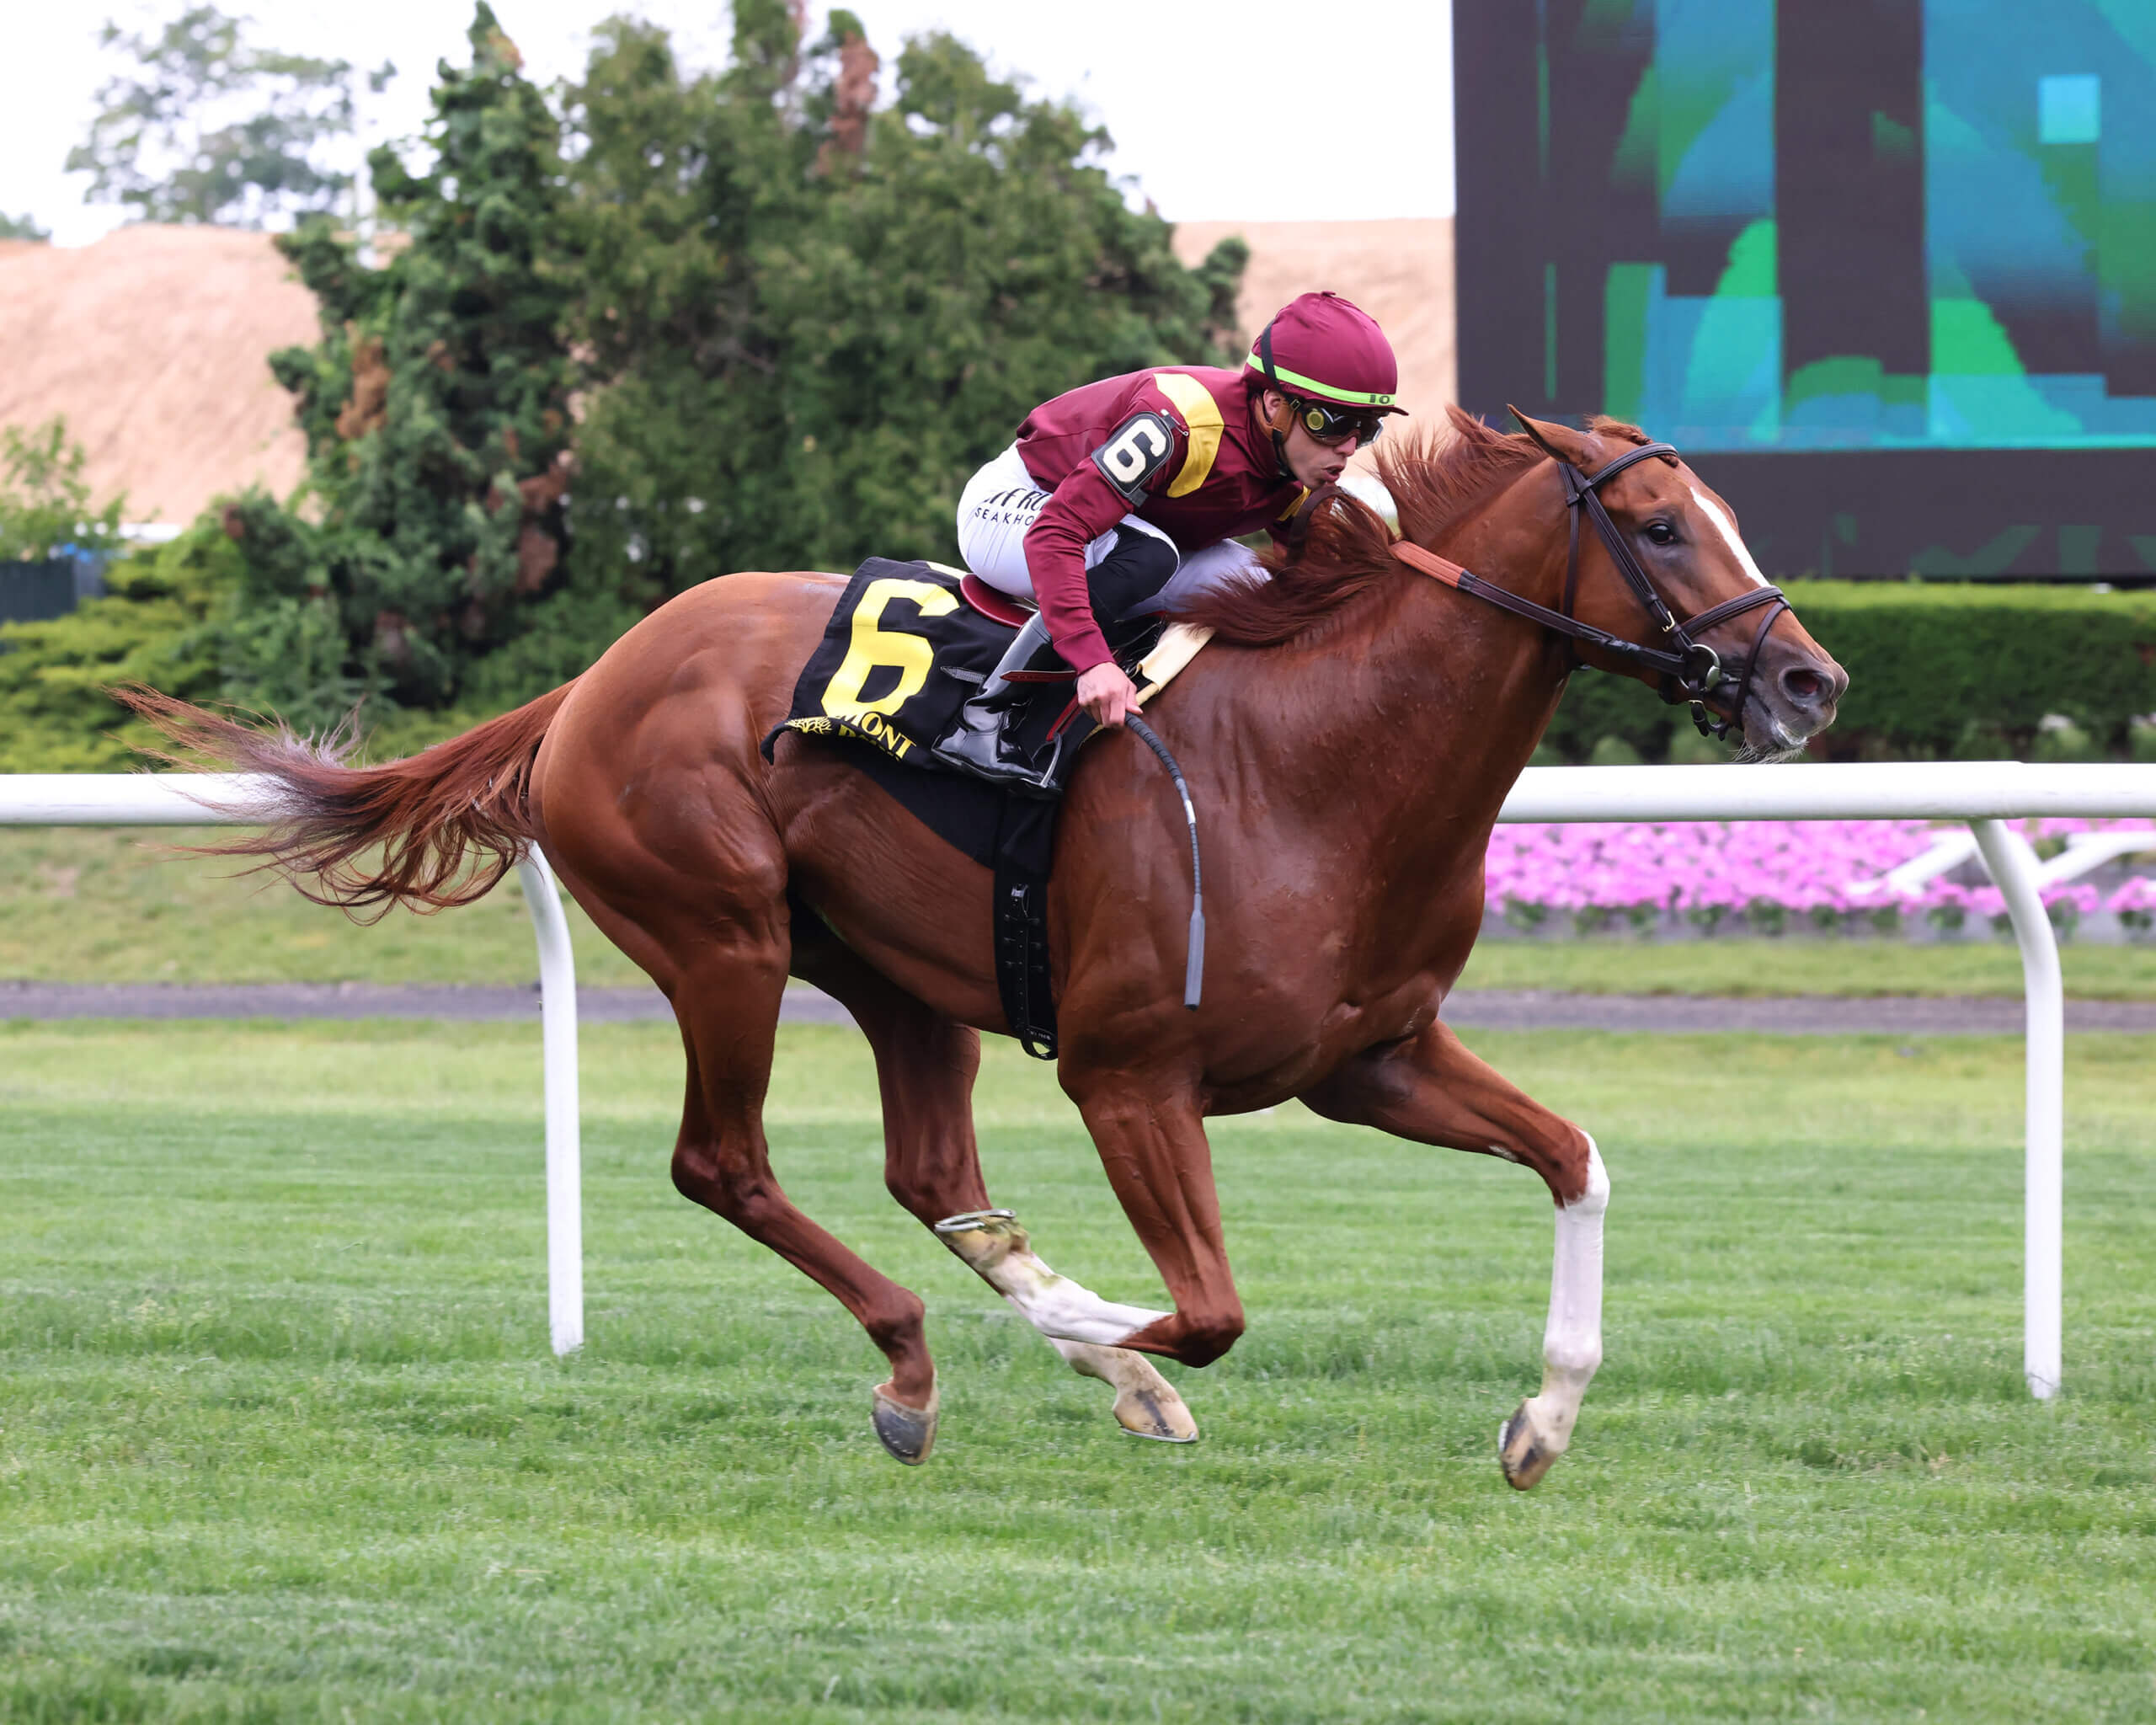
top-left (760, 558), bottom-right (1161, 1058)
top-left (762, 557), bottom-right (1159, 787)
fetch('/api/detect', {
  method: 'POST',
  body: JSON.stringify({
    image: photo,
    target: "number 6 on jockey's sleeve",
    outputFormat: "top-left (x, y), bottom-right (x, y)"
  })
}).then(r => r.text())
top-left (1092, 413), bottom-right (1176, 501)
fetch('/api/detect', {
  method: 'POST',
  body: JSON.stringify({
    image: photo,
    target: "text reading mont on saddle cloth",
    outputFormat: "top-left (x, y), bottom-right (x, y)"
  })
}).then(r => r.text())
top-left (765, 560), bottom-right (1041, 769)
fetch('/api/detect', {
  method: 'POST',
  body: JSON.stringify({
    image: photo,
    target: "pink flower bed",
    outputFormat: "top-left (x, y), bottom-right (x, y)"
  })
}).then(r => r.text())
top-left (1481, 818), bottom-right (2156, 933)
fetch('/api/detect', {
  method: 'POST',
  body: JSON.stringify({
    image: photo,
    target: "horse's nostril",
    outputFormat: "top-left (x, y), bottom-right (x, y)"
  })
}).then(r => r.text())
top-left (1780, 665), bottom-right (1827, 708)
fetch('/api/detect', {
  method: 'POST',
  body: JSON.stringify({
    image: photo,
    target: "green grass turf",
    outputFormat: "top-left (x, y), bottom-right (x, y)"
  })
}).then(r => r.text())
top-left (1, 1020), bottom-right (2151, 1721)
top-left (6, 827), bottom-right (2156, 998)
top-left (0, 827), bottom-right (648, 987)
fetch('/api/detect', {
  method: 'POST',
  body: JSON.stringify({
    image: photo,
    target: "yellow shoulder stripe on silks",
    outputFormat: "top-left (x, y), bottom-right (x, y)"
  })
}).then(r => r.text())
top-left (1277, 486), bottom-right (1311, 521)
top-left (1151, 372), bottom-right (1224, 498)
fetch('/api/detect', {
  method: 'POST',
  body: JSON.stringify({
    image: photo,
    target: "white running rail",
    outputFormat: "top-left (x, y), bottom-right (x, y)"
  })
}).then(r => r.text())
top-left (0, 772), bottom-right (584, 1357)
top-left (1851, 817), bottom-right (2155, 901)
top-left (9, 760), bottom-right (2156, 1394)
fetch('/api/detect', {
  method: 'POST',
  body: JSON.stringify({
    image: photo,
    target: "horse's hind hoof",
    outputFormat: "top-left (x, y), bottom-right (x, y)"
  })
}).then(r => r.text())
top-left (871, 1380), bottom-right (939, 1466)
top-left (1498, 1401), bottom-right (1556, 1491)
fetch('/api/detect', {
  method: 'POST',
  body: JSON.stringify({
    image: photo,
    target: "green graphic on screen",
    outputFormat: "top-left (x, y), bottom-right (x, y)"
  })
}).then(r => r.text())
top-left (1595, 0), bottom-right (2156, 451)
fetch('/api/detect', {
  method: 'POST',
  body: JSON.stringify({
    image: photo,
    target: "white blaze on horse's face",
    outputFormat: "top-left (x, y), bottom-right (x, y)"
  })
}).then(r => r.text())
top-left (1688, 486), bottom-right (1770, 589)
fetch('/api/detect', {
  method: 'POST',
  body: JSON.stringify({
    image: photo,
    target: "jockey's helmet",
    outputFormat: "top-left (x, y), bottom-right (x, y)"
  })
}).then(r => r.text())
top-left (1244, 291), bottom-right (1408, 429)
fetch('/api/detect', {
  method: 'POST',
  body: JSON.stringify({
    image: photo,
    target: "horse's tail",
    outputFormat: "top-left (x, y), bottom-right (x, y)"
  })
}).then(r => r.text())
top-left (113, 681), bottom-right (576, 921)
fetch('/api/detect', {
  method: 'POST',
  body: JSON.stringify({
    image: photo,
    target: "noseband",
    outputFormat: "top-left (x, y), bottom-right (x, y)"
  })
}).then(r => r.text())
top-left (1390, 441), bottom-right (1790, 740)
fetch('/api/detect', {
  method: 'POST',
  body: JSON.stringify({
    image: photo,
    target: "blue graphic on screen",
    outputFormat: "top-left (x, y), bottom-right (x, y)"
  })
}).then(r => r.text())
top-left (1599, 0), bottom-right (2156, 450)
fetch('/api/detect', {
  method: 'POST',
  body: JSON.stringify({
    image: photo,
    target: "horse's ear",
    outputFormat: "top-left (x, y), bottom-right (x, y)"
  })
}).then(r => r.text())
top-left (1507, 405), bottom-right (1588, 468)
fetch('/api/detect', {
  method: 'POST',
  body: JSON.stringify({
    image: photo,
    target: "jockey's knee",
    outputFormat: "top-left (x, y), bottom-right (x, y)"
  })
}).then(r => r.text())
top-left (1086, 523), bottom-right (1180, 627)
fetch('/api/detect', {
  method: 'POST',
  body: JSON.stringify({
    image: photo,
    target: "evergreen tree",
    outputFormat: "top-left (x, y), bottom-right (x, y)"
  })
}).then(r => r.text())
top-left (563, 5), bottom-right (1246, 602)
top-left (61, 3), bottom-right (1244, 745)
top-left (226, 3), bottom-right (596, 723)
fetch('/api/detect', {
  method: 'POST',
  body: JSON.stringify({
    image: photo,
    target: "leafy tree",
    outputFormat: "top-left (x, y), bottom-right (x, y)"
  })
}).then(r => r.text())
top-left (67, 4), bottom-right (392, 227)
top-left (8, 3), bottom-right (1245, 761)
top-left (563, 5), bottom-right (1246, 601)
top-left (226, 3), bottom-right (596, 724)
top-left (0, 418), bottom-right (125, 560)
top-left (0, 211), bottom-right (51, 241)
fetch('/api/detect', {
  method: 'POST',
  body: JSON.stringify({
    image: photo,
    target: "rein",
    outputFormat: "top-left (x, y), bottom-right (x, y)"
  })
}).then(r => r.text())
top-left (1389, 441), bottom-right (1789, 739)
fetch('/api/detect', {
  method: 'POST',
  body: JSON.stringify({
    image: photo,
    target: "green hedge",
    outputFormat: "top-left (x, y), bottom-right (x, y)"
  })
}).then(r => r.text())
top-left (0, 525), bottom-right (236, 772)
top-left (1543, 580), bottom-right (2156, 765)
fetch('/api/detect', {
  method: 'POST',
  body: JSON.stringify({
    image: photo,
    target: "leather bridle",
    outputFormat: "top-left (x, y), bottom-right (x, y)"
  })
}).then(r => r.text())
top-left (1390, 439), bottom-right (1789, 740)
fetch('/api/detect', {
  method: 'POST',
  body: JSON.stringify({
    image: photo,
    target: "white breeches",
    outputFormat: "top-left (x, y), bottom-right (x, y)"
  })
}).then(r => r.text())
top-left (954, 443), bottom-right (1264, 618)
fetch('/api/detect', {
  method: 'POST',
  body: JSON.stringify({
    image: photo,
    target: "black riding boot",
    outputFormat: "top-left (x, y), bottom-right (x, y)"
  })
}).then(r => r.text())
top-left (933, 613), bottom-right (1062, 788)
top-left (933, 526), bottom-right (1180, 791)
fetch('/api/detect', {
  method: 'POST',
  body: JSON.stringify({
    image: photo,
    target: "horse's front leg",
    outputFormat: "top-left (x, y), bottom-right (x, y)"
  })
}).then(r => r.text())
top-left (1301, 1018), bottom-right (1610, 1491)
top-left (1055, 1066), bottom-right (1247, 1373)
top-left (788, 918), bottom-right (1197, 1444)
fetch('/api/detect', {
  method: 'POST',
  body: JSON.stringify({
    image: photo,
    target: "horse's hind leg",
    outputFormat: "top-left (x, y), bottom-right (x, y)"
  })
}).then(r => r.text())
top-left (664, 933), bottom-right (943, 1463)
top-left (790, 922), bottom-right (1196, 1443)
top-left (1301, 1019), bottom-right (1608, 1491)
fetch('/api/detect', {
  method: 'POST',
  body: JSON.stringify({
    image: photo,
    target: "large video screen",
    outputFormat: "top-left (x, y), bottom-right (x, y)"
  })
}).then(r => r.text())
top-left (1454, 0), bottom-right (2156, 578)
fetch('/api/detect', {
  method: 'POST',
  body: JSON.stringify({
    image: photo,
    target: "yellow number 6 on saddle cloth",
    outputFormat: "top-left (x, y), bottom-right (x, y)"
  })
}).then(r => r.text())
top-left (819, 577), bottom-right (958, 718)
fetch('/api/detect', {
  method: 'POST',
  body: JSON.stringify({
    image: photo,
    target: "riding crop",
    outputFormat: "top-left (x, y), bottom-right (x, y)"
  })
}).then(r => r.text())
top-left (1125, 715), bottom-right (1204, 1010)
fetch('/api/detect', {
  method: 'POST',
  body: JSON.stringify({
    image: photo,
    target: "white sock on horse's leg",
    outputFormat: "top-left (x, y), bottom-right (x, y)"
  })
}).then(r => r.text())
top-left (932, 1210), bottom-right (1196, 1440)
top-left (933, 1210), bottom-right (1169, 1344)
top-left (1500, 1135), bottom-right (1609, 1488)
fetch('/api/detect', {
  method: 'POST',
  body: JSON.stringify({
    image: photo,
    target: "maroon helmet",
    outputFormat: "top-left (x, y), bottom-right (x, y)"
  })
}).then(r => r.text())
top-left (1243, 291), bottom-right (1406, 414)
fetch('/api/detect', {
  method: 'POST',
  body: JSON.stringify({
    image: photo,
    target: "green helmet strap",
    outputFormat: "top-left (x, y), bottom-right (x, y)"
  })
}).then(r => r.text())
top-left (1257, 322), bottom-right (1294, 479)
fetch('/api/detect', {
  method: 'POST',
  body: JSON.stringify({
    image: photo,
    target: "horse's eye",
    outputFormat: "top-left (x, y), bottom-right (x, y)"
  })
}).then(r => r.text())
top-left (1643, 520), bottom-right (1678, 547)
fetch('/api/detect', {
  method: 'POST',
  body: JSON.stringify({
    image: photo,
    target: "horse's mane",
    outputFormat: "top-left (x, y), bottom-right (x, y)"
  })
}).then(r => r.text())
top-left (1176, 409), bottom-right (1659, 649)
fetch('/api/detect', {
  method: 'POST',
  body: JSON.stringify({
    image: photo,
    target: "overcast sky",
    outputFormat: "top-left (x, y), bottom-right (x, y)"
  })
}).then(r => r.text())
top-left (1, 0), bottom-right (1454, 246)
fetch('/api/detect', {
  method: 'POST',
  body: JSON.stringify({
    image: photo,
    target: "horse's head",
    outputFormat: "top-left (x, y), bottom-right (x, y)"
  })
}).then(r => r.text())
top-left (1508, 409), bottom-right (1847, 760)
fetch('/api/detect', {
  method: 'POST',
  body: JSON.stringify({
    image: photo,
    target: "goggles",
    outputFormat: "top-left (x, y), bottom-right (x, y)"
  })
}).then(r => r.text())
top-left (1289, 395), bottom-right (1386, 447)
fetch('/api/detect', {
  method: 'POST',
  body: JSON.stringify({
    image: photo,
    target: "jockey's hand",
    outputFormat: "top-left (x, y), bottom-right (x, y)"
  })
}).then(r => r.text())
top-left (1076, 661), bottom-right (1142, 729)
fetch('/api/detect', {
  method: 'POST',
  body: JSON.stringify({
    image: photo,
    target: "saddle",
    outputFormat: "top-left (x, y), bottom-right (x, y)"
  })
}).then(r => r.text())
top-left (761, 558), bottom-right (1211, 1060)
top-left (766, 558), bottom-right (1182, 792)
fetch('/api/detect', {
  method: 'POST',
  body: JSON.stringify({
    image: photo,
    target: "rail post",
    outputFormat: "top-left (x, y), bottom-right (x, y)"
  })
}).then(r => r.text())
top-left (1968, 820), bottom-right (2063, 1399)
top-left (517, 848), bottom-right (584, 1356)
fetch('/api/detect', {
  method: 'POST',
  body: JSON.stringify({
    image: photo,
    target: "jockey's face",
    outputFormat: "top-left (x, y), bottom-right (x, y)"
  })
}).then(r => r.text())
top-left (1257, 387), bottom-right (1359, 489)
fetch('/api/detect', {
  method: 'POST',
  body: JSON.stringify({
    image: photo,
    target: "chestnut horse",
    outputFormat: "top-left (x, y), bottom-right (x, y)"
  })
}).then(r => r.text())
top-left (127, 409), bottom-right (1846, 1488)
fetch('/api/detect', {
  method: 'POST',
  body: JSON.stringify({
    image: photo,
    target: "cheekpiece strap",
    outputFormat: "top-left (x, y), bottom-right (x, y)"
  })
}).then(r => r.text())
top-left (1393, 435), bottom-right (1778, 714)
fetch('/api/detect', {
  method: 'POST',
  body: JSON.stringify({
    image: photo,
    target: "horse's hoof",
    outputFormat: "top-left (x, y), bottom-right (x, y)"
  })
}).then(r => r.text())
top-left (1054, 1340), bottom-right (1199, 1443)
top-left (871, 1380), bottom-right (939, 1466)
top-left (1114, 1382), bottom-right (1199, 1444)
top-left (1498, 1401), bottom-right (1556, 1491)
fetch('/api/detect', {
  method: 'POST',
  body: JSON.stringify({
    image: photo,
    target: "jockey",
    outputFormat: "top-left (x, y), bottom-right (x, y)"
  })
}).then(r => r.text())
top-left (937, 290), bottom-right (1406, 788)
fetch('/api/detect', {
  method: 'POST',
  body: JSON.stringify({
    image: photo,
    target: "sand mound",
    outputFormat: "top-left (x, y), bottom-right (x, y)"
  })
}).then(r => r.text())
top-left (0, 218), bottom-right (1453, 527)
top-left (0, 225), bottom-right (315, 525)
top-left (1171, 216), bottom-right (1455, 472)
